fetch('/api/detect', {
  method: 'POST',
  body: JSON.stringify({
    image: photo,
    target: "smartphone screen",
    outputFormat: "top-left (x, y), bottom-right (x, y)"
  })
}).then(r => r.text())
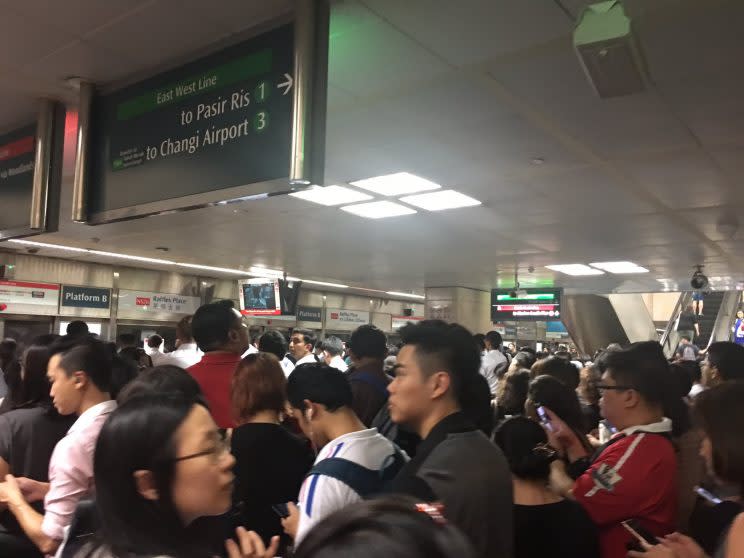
top-left (694, 486), bottom-right (723, 505)
top-left (537, 406), bottom-right (553, 432)
top-left (621, 520), bottom-right (658, 546)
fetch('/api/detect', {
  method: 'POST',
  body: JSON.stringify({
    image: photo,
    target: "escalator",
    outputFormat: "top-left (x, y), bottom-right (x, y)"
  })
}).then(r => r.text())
top-left (693, 291), bottom-right (725, 348)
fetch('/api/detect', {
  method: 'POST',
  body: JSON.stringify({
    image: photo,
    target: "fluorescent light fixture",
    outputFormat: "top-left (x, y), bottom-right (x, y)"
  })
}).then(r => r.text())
top-left (290, 185), bottom-right (373, 206)
top-left (248, 266), bottom-right (284, 278)
top-left (89, 251), bottom-right (175, 265)
top-left (176, 263), bottom-right (250, 275)
top-left (7, 239), bottom-right (88, 253)
top-left (301, 279), bottom-right (349, 288)
top-left (386, 291), bottom-right (426, 299)
top-left (400, 189), bottom-right (481, 211)
top-left (590, 261), bottom-right (649, 274)
top-left (340, 201), bottom-right (417, 219)
top-left (546, 264), bottom-right (605, 276)
top-left (350, 172), bottom-right (441, 196)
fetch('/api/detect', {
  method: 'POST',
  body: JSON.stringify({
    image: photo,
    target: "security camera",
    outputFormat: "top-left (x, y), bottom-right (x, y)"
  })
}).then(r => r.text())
top-left (691, 266), bottom-right (708, 290)
top-left (509, 290), bottom-right (518, 298)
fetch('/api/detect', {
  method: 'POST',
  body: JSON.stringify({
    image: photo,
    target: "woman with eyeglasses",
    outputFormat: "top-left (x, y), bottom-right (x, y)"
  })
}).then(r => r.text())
top-left (76, 393), bottom-right (277, 558)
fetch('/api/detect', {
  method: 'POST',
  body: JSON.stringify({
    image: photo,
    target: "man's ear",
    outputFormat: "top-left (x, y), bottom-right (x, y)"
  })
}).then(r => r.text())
top-left (429, 371), bottom-right (452, 400)
top-left (133, 470), bottom-right (159, 501)
top-left (72, 370), bottom-right (87, 390)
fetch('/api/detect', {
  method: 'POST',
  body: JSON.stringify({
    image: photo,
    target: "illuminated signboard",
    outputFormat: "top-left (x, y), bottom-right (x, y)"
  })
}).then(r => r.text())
top-left (490, 288), bottom-right (563, 321)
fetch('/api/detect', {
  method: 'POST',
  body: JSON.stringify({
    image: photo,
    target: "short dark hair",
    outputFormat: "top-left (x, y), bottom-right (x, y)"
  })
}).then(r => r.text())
top-left (147, 334), bottom-right (163, 349)
top-left (117, 333), bottom-right (137, 347)
top-left (485, 330), bottom-right (502, 348)
top-left (695, 382), bottom-right (744, 497)
top-left (530, 356), bottom-right (580, 390)
top-left (110, 356), bottom-right (138, 400)
top-left (292, 328), bottom-right (318, 349)
top-left (512, 351), bottom-right (536, 370)
top-left (321, 336), bottom-right (344, 357)
top-left (66, 320), bottom-right (89, 336)
top-left (118, 365), bottom-right (205, 405)
top-left (175, 316), bottom-right (194, 342)
top-left (493, 416), bottom-right (556, 481)
top-left (0, 338), bottom-right (18, 370)
top-left (248, 325), bottom-right (262, 343)
top-left (497, 370), bottom-right (531, 416)
top-left (599, 341), bottom-right (670, 405)
top-left (192, 300), bottom-right (240, 352)
top-left (528, 375), bottom-right (586, 435)
top-left (13, 336), bottom-right (59, 409)
top-left (286, 363), bottom-right (352, 412)
top-left (293, 496), bottom-right (476, 558)
top-left (50, 335), bottom-right (113, 393)
top-left (258, 330), bottom-right (288, 360)
top-left (232, 353), bottom-right (286, 423)
top-left (706, 342), bottom-right (744, 382)
top-left (349, 325), bottom-right (387, 360)
top-left (399, 320), bottom-right (480, 405)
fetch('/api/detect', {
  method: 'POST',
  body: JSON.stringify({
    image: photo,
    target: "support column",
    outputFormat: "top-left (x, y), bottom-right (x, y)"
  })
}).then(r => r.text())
top-left (424, 287), bottom-right (492, 334)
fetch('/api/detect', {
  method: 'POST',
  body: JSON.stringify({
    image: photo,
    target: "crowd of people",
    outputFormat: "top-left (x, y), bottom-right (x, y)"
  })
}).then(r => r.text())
top-left (0, 300), bottom-right (741, 558)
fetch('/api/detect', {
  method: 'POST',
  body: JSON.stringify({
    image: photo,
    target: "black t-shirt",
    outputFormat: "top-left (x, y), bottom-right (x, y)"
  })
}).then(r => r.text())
top-left (678, 311), bottom-right (699, 331)
top-left (230, 423), bottom-right (314, 550)
top-left (514, 500), bottom-right (600, 558)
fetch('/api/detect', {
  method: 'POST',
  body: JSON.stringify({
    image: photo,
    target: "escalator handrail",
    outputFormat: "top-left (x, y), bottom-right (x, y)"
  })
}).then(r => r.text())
top-left (660, 291), bottom-right (692, 354)
top-left (705, 290), bottom-right (741, 350)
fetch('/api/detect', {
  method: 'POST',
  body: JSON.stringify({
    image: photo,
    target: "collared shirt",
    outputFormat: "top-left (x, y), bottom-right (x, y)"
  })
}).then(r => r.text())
top-left (479, 349), bottom-right (507, 395)
top-left (188, 352), bottom-right (242, 428)
top-left (294, 353), bottom-right (318, 367)
top-left (242, 344), bottom-right (259, 357)
top-left (42, 400), bottom-right (117, 541)
top-left (328, 355), bottom-right (348, 373)
top-left (280, 357), bottom-right (295, 378)
top-left (158, 342), bottom-right (203, 369)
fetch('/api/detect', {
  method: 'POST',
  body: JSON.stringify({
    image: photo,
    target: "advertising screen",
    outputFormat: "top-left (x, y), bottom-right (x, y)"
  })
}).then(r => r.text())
top-left (491, 288), bottom-right (563, 321)
top-left (239, 279), bottom-right (281, 316)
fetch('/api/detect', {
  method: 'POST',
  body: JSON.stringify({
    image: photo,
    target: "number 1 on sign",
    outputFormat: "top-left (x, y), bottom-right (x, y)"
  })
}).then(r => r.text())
top-left (255, 80), bottom-right (269, 103)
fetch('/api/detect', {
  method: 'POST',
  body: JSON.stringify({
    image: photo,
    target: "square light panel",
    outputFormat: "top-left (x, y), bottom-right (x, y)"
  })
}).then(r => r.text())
top-left (590, 261), bottom-right (649, 274)
top-left (340, 201), bottom-right (417, 219)
top-left (350, 172), bottom-right (441, 196)
top-left (289, 185), bottom-right (373, 206)
top-left (546, 264), bottom-right (605, 276)
top-left (400, 189), bottom-right (481, 211)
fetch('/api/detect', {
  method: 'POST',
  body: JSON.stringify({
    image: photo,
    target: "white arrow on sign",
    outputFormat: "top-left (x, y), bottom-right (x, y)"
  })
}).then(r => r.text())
top-left (277, 73), bottom-right (293, 95)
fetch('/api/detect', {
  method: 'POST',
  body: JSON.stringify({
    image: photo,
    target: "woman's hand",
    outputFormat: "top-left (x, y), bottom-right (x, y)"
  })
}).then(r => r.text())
top-left (627, 533), bottom-right (708, 558)
top-left (281, 502), bottom-right (300, 540)
top-left (225, 527), bottom-right (279, 558)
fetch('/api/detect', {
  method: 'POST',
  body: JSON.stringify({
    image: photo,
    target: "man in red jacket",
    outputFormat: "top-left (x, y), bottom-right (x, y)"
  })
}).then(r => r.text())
top-left (188, 300), bottom-right (250, 428)
top-left (547, 342), bottom-right (677, 558)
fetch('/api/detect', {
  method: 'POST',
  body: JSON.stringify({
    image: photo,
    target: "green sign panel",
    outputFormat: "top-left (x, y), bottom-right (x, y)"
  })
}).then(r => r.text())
top-left (88, 24), bottom-right (295, 221)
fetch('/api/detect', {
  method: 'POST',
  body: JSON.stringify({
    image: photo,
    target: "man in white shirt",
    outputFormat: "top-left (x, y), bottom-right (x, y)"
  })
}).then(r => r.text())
top-left (480, 330), bottom-right (507, 396)
top-left (258, 330), bottom-right (295, 377)
top-left (158, 316), bottom-right (203, 369)
top-left (280, 363), bottom-right (405, 545)
top-left (320, 336), bottom-right (348, 372)
top-left (289, 328), bottom-right (318, 367)
top-left (145, 334), bottom-right (167, 366)
top-left (242, 325), bottom-right (262, 357)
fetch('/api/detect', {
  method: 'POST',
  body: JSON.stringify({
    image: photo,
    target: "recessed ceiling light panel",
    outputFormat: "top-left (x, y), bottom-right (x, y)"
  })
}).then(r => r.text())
top-left (400, 189), bottom-right (481, 211)
top-left (590, 261), bottom-right (649, 274)
top-left (350, 172), bottom-right (441, 196)
top-left (546, 264), bottom-right (605, 276)
top-left (289, 185), bottom-right (373, 206)
top-left (340, 201), bottom-right (417, 219)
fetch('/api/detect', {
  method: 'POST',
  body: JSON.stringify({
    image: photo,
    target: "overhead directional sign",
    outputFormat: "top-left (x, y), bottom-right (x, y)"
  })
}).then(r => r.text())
top-left (491, 288), bottom-right (563, 322)
top-left (87, 24), bottom-right (297, 223)
top-left (0, 126), bottom-right (36, 233)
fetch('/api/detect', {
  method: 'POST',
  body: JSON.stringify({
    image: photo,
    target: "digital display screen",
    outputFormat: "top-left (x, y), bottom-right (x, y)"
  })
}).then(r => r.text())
top-left (239, 279), bottom-right (281, 316)
top-left (491, 288), bottom-right (563, 321)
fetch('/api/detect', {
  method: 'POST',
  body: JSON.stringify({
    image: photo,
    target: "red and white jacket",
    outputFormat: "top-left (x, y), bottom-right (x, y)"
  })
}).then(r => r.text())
top-left (573, 418), bottom-right (678, 558)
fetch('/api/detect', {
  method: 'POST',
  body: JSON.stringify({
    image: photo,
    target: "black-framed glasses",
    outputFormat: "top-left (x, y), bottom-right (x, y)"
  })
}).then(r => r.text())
top-left (173, 434), bottom-right (230, 464)
top-left (596, 384), bottom-right (634, 392)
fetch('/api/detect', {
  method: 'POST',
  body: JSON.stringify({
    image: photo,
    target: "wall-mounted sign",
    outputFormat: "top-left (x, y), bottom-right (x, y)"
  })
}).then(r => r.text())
top-left (61, 285), bottom-right (111, 309)
top-left (325, 308), bottom-right (369, 331)
top-left (491, 289), bottom-right (563, 321)
top-left (87, 24), bottom-right (298, 223)
top-left (0, 280), bottom-right (60, 315)
top-left (297, 305), bottom-right (322, 323)
top-left (118, 290), bottom-right (200, 315)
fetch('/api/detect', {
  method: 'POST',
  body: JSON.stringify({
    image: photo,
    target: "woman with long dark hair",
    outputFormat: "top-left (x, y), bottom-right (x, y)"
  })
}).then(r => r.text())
top-left (77, 393), bottom-right (277, 558)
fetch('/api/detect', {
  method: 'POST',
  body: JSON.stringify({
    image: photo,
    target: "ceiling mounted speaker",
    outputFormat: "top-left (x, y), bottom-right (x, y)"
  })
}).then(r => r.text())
top-left (574, 0), bottom-right (649, 98)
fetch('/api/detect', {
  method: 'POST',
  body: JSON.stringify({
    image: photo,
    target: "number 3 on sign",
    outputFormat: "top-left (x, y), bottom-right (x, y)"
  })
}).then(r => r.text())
top-left (253, 111), bottom-right (269, 132)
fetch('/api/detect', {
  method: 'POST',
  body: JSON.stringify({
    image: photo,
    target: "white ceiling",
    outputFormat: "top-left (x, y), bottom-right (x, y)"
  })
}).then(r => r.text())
top-left (2, 0), bottom-right (744, 294)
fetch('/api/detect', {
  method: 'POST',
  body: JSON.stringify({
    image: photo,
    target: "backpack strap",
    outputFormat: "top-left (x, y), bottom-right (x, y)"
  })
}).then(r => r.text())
top-left (349, 371), bottom-right (389, 398)
top-left (307, 448), bottom-right (407, 498)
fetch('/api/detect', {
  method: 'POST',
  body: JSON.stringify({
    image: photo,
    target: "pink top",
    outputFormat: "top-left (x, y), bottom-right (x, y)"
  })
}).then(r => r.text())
top-left (41, 400), bottom-right (116, 541)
